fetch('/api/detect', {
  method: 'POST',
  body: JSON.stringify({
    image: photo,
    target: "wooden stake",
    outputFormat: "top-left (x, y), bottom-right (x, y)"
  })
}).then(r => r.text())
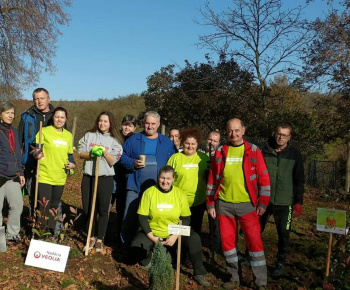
top-left (325, 232), bottom-right (333, 277)
top-left (33, 121), bottom-right (43, 211)
top-left (71, 116), bottom-right (77, 148)
top-left (175, 220), bottom-right (182, 290)
top-left (345, 141), bottom-right (350, 193)
top-left (84, 156), bottom-right (100, 256)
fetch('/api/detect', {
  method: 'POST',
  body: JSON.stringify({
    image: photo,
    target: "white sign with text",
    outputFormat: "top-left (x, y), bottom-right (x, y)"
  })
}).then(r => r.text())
top-left (25, 239), bottom-right (70, 273)
top-left (168, 225), bottom-right (191, 236)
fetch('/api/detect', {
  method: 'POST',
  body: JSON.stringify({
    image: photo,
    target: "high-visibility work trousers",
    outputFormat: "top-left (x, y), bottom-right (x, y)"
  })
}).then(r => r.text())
top-left (217, 199), bottom-right (267, 286)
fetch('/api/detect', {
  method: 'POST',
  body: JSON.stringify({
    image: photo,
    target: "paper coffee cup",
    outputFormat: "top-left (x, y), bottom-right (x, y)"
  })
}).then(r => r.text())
top-left (139, 155), bottom-right (146, 166)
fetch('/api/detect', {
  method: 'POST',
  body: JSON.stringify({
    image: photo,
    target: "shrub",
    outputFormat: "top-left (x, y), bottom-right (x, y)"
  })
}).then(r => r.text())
top-left (149, 241), bottom-right (173, 290)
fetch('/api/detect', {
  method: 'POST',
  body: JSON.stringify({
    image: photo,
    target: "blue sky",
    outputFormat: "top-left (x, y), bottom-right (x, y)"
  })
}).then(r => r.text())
top-left (20, 0), bottom-right (332, 101)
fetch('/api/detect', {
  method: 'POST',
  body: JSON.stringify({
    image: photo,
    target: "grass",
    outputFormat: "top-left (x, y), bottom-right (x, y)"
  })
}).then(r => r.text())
top-left (61, 279), bottom-right (75, 288)
top-left (69, 248), bottom-right (83, 258)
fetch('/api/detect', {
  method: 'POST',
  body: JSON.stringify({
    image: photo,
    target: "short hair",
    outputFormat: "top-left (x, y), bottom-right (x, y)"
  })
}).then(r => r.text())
top-left (32, 88), bottom-right (49, 99)
top-left (52, 106), bottom-right (68, 119)
top-left (0, 101), bottom-right (15, 114)
top-left (208, 129), bottom-right (221, 137)
top-left (121, 114), bottom-right (137, 127)
top-left (144, 111), bottom-right (160, 122)
top-left (275, 123), bottom-right (292, 134)
top-left (227, 118), bottom-right (245, 128)
top-left (169, 128), bottom-right (180, 135)
top-left (158, 165), bottom-right (174, 177)
top-left (180, 127), bottom-right (203, 147)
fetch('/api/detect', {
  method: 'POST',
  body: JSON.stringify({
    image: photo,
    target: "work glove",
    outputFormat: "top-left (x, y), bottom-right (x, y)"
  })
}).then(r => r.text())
top-left (30, 145), bottom-right (44, 160)
top-left (293, 203), bottom-right (302, 217)
top-left (66, 168), bottom-right (75, 176)
top-left (91, 145), bottom-right (105, 157)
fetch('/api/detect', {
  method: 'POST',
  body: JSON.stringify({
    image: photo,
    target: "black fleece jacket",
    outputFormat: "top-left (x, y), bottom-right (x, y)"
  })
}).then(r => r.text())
top-left (262, 137), bottom-right (304, 206)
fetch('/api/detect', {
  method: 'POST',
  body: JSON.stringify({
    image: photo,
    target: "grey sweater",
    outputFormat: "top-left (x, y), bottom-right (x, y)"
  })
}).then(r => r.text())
top-left (78, 131), bottom-right (122, 176)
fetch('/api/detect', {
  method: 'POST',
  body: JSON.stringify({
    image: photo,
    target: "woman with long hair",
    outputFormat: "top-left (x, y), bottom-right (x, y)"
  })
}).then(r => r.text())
top-left (34, 106), bottom-right (75, 233)
top-left (0, 102), bottom-right (25, 242)
top-left (78, 111), bottom-right (123, 252)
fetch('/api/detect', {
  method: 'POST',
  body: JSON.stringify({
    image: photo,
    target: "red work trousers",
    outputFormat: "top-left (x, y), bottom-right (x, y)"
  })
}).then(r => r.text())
top-left (216, 199), bottom-right (267, 286)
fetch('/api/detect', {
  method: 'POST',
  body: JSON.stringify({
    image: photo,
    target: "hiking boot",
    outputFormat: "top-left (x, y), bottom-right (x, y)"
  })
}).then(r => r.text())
top-left (272, 262), bottom-right (285, 277)
top-left (222, 280), bottom-right (240, 289)
top-left (95, 240), bottom-right (104, 253)
top-left (83, 237), bottom-right (96, 251)
top-left (194, 275), bottom-right (211, 287)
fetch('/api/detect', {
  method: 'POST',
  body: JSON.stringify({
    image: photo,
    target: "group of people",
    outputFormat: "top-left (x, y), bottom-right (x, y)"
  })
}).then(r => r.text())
top-left (0, 87), bottom-right (305, 289)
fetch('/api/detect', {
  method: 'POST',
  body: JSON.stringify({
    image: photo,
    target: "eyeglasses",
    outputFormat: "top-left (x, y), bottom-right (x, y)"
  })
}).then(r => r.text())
top-left (276, 133), bottom-right (290, 138)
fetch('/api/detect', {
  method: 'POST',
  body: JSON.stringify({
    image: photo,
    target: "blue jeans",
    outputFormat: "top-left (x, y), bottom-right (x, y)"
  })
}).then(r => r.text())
top-left (120, 190), bottom-right (141, 246)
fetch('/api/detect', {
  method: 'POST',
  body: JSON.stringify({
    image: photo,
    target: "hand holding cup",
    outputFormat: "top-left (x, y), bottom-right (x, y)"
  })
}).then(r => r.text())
top-left (134, 155), bottom-right (146, 169)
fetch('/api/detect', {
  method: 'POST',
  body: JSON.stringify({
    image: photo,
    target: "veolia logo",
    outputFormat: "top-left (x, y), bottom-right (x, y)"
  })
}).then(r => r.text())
top-left (34, 251), bottom-right (41, 259)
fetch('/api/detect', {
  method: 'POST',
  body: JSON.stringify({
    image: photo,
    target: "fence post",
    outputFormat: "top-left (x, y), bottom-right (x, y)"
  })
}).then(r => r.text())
top-left (345, 141), bottom-right (350, 193)
top-left (333, 161), bottom-right (337, 190)
top-left (308, 160), bottom-right (317, 187)
top-left (161, 124), bottom-right (165, 135)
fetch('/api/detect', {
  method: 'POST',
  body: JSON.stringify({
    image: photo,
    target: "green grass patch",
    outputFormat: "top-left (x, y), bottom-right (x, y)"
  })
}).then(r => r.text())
top-left (61, 279), bottom-right (75, 288)
top-left (15, 251), bottom-right (22, 257)
top-left (70, 248), bottom-right (83, 257)
top-left (18, 286), bottom-right (31, 290)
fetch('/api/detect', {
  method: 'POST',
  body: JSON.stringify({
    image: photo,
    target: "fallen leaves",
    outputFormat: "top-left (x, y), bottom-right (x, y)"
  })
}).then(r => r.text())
top-left (34, 275), bottom-right (42, 283)
top-left (2, 184), bottom-right (348, 289)
top-left (65, 285), bottom-right (79, 290)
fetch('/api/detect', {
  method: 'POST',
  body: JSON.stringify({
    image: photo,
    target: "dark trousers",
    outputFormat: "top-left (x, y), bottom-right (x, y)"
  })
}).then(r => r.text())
top-left (208, 213), bottom-right (221, 253)
top-left (260, 204), bottom-right (293, 264)
top-left (190, 203), bottom-right (221, 253)
top-left (110, 188), bottom-right (127, 240)
top-left (24, 166), bottom-right (36, 215)
top-left (37, 183), bottom-right (64, 230)
top-left (81, 175), bottom-right (114, 241)
top-left (131, 230), bottom-right (207, 275)
top-left (190, 202), bottom-right (206, 235)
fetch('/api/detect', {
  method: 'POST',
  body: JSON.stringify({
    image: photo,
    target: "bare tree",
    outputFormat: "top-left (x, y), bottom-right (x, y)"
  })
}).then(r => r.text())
top-left (0, 0), bottom-right (71, 99)
top-left (197, 0), bottom-right (312, 108)
top-left (303, 0), bottom-right (350, 93)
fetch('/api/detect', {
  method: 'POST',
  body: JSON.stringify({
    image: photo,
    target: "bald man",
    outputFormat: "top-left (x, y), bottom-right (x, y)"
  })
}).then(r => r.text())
top-left (207, 118), bottom-right (270, 289)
